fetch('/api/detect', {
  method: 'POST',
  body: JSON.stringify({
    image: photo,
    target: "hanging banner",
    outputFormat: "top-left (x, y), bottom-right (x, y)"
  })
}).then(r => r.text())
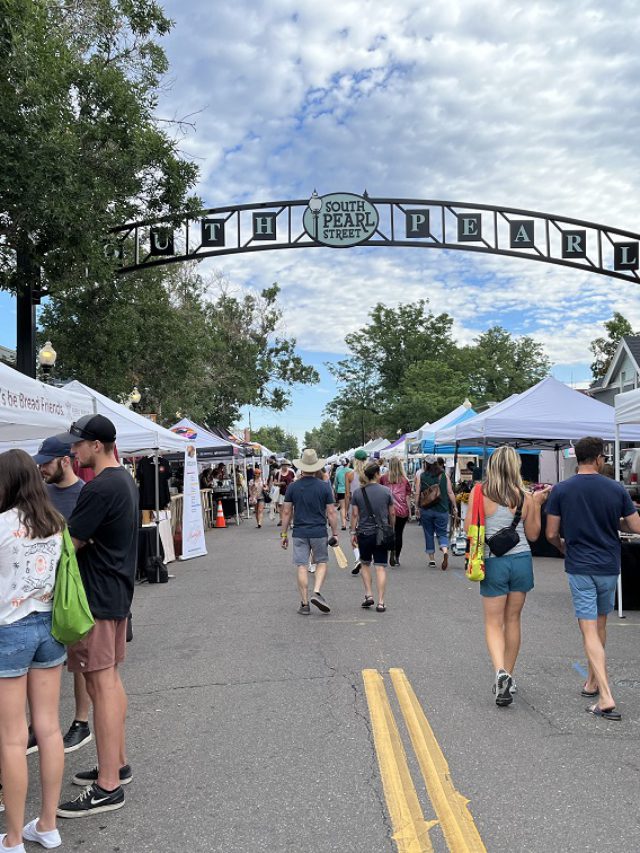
top-left (180, 445), bottom-right (207, 560)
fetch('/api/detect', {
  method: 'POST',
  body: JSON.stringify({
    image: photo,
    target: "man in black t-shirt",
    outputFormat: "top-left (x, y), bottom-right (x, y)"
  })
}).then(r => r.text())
top-left (55, 414), bottom-right (138, 819)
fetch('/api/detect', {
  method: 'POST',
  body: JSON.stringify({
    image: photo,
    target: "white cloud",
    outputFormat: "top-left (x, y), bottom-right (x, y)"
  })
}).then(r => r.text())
top-left (154, 0), bottom-right (640, 384)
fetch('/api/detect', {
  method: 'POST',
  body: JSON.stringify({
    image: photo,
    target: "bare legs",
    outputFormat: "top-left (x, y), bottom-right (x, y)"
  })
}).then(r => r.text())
top-left (482, 592), bottom-right (527, 674)
top-left (84, 667), bottom-right (128, 791)
top-left (0, 665), bottom-right (63, 848)
top-left (73, 672), bottom-right (91, 723)
top-left (360, 562), bottom-right (387, 605)
top-left (255, 501), bottom-right (264, 527)
top-left (297, 562), bottom-right (328, 603)
top-left (579, 615), bottom-right (615, 708)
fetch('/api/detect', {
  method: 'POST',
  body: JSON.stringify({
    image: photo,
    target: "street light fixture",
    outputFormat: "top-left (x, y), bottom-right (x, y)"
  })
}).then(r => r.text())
top-left (38, 341), bottom-right (57, 377)
top-left (308, 190), bottom-right (322, 240)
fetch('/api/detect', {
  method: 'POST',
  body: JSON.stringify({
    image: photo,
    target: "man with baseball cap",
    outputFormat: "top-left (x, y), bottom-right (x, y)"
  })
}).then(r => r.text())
top-left (55, 415), bottom-right (138, 819)
top-left (31, 436), bottom-right (94, 755)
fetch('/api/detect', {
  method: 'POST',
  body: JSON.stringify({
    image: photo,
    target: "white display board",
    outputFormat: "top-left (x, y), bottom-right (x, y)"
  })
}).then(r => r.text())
top-left (179, 446), bottom-right (207, 561)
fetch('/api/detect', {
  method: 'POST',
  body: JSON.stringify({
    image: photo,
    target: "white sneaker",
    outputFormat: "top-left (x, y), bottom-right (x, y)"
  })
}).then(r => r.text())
top-left (308, 563), bottom-right (316, 573)
top-left (22, 819), bottom-right (61, 849)
top-left (0, 834), bottom-right (26, 852)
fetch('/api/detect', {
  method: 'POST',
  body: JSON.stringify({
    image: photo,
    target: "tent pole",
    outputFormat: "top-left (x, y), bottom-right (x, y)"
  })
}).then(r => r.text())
top-left (154, 448), bottom-right (161, 556)
top-left (232, 456), bottom-right (240, 526)
top-left (555, 444), bottom-right (560, 484)
top-left (452, 441), bottom-right (459, 486)
top-left (244, 456), bottom-right (250, 519)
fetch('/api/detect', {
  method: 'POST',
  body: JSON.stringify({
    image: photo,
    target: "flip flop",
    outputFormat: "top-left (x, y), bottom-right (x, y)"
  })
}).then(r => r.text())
top-left (376, 603), bottom-right (386, 612)
top-left (361, 596), bottom-right (374, 608)
top-left (581, 684), bottom-right (599, 698)
top-left (586, 704), bottom-right (621, 721)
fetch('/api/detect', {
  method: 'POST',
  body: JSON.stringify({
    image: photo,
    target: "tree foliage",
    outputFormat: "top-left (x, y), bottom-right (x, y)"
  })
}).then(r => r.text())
top-left (324, 300), bottom-right (551, 448)
top-left (251, 426), bottom-right (300, 461)
top-left (304, 420), bottom-right (340, 457)
top-left (39, 269), bottom-right (319, 427)
top-left (0, 0), bottom-right (199, 294)
top-left (589, 312), bottom-right (635, 380)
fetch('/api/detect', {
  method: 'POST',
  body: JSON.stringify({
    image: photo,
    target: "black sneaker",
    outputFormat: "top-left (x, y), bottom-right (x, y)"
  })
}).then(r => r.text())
top-left (310, 591), bottom-right (330, 613)
top-left (26, 726), bottom-right (38, 755)
top-left (57, 782), bottom-right (124, 818)
top-left (351, 561), bottom-right (361, 575)
top-left (63, 720), bottom-right (92, 753)
top-left (73, 764), bottom-right (133, 787)
top-left (495, 670), bottom-right (513, 707)
top-left (389, 551), bottom-right (396, 567)
top-left (297, 602), bottom-right (311, 615)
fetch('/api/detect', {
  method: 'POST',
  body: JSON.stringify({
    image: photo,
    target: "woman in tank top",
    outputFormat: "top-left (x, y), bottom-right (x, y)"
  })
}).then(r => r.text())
top-left (465, 445), bottom-right (549, 707)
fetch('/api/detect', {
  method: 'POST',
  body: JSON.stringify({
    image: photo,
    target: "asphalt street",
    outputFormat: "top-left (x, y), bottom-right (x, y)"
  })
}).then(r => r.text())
top-left (14, 514), bottom-right (640, 852)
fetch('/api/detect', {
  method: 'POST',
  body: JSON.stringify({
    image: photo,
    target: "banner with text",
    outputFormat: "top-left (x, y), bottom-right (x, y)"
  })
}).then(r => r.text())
top-left (180, 446), bottom-right (207, 561)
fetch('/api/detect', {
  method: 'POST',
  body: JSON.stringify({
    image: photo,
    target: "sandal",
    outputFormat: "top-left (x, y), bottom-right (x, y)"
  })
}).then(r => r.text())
top-left (376, 603), bottom-right (386, 612)
top-left (581, 684), bottom-right (599, 698)
top-left (441, 553), bottom-right (449, 571)
top-left (361, 596), bottom-right (375, 608)
top-left (586, 704), bottom-right (621, 721)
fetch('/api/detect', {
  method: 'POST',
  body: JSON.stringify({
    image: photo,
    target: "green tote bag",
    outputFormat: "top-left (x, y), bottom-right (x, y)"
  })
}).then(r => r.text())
top-left (52, 527), bottom-right (95, 645)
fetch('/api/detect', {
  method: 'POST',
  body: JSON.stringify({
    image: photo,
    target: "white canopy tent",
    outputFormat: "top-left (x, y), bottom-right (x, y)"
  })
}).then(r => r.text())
top-left (436, 377), bottom-right (640, 447)
top-left (64, 381), bottom-right (189, 454)
top-left (0, 362), bottom-right (93, 451)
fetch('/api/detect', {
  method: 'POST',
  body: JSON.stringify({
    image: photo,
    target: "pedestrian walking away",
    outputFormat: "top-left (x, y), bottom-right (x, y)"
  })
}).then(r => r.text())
top-left (380, 457), bottom-right (412, 566)
top-left (248, 465), bottom-right (266, 528)
top-left (465, 446), bottom-right (548, 707)
top-left (0, 449), bottom-right (66, 852)
top-left (280, 448), bottom-right (340, 615)
top-left (418, 455), bottom-right (457, 569)
top-left (346, 449), bottom-right (368, 574)
top-left (32, 435), bottom-right (93, 756)
top-left (333, 458), bottom-right (352, 530)
top-left (274, 460), bottom-right (295, 525)
top-left (546, 436), bottom-right (640, 721)
top-left (350, 462), bottom-right (395, 612)
top-left (55, 415), bottom-right (138, 819)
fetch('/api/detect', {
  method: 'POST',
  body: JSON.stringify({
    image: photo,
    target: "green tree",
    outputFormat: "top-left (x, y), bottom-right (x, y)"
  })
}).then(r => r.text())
top-left (251, 426), bottom-right (299, 460)
top-left (40, 269), bottom-right (319, 427)
top-left (0, 0), bottom-right (199, 298)
top-left (590, 312), bottom-right (635, 380)
top-left (304, 419), bottom-right (339, 456)
top-left (465, 326), bottom-right (550, 402)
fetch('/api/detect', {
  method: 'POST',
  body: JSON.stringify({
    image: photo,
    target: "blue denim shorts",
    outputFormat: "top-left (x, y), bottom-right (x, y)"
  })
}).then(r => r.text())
top-left (0, 610), bottom-right (67, 678)
top-left (480, 551), bottom-right (534, 597)
top-left (567, 573), bottom-right (618, 620)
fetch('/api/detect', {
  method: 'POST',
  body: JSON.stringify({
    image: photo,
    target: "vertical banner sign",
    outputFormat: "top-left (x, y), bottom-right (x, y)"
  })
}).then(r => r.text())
top-left (180, 445), bottom-right (207, 561)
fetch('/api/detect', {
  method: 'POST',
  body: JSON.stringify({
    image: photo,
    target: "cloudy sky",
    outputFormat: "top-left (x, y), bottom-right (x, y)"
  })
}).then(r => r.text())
top-left (3, 0), bottom-right (640, 440)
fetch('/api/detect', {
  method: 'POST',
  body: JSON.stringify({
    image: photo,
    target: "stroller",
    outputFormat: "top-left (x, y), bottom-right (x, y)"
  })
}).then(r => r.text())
top-left (450, 513), bottom-right (467, 556)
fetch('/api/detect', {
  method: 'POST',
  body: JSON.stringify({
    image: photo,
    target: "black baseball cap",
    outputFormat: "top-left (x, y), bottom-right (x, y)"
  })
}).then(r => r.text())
top-left (59, 414), bottom-right (117, 444)
top-left (32, 435), bottom-right (75, 464)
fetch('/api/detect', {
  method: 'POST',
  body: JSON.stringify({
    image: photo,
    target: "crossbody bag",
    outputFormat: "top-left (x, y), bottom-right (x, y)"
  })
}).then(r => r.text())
top-left (360, 486), bottom-right (395, 550)
top-left (486, 493), bottom-right (524, 557)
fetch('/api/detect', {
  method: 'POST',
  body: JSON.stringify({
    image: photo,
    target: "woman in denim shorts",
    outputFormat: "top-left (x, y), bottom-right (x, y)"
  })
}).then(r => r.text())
top-left (465, 446), bottom-right (549, 707)
top-left (0, 450), bottom-right (66, 851)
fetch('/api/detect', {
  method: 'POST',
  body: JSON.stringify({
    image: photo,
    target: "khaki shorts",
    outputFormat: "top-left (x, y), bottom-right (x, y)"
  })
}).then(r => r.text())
top-left (67, 618), bottom-right (127, 674)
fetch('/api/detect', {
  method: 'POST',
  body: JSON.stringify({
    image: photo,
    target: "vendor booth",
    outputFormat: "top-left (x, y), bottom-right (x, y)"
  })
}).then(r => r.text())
top-left (170, 418), bottom-right (245, 524)
top-left (614, 388), bottom-right (640, 613)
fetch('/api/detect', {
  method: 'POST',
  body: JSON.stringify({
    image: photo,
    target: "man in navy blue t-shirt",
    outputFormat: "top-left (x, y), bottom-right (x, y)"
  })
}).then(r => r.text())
top-left (546, 436), bottom-right (640, 721)
top-left (280, 449), bottom-right (339, 615)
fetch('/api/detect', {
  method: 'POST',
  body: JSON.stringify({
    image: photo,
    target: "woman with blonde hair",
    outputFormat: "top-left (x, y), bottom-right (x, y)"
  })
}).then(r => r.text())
top-left (380, 458), bottom-right (412, 566)
top-left (465, 445), bottom-right (548, 707)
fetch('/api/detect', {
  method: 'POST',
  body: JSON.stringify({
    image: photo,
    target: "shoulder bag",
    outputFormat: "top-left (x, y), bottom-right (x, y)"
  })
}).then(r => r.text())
top-left (52, 527), bottom-right (95, 645)
top-left (465, 484), bottom-right (486, 582)
top-left (486, 494), bottom-right (524, 557)
top-left (419, 471), bottom-right (441, 509)
top-left (361, 486), bottom-right (395, 550)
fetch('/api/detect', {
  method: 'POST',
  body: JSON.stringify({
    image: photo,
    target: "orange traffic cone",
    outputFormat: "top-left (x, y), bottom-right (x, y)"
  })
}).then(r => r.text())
top-left (215, 500), bottom-right (227, 529)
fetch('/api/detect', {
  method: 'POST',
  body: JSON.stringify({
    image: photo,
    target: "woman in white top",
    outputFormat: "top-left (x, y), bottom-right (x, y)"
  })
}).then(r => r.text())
top-left (465, 446), bottom-right (548, 707)
top-left (0, 450), bottom-right (66, 851)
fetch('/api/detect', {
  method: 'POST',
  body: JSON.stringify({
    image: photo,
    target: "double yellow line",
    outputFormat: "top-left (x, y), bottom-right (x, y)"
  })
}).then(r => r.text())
top-left (363, 668), bottom-right (486, 852)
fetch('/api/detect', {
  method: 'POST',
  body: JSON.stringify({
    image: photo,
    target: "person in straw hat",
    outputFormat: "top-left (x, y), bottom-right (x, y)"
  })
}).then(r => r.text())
top-left (280, 449), bottom-right (340, 615)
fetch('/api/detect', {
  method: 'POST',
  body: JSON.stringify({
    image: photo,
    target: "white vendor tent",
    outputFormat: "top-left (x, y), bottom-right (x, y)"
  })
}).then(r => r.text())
top-left (0, 362), bottom-right (93, 447)
top-left (64, 381), bottom-right (189, 454)
top-left (169, 418), bottom-right (241, 456)
top-left (435, 377), bottom-right (640, 447)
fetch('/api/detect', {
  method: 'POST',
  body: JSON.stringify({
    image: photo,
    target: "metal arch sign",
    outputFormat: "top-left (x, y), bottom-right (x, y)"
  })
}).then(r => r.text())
top-left (302, 192), bottom-right (379, 247)
top-left (110, 193), bottom-right (640, 286)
